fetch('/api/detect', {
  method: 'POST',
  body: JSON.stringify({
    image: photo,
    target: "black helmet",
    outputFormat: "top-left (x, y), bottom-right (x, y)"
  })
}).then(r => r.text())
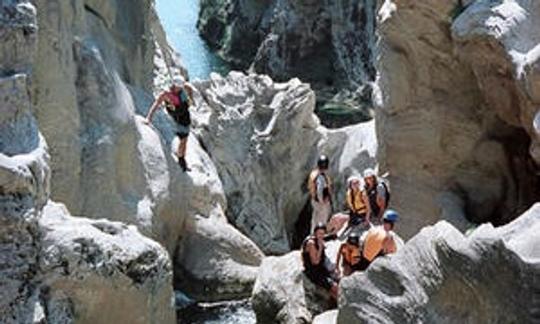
top-left (313, 222), bottom-right (327, 233)
top-left (347, 232), bottom-right (359, 245)
top-left (317, 155), bottom-right (329, 169)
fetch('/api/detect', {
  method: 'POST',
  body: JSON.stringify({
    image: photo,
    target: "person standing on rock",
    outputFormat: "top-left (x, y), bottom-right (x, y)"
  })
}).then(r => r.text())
top-left (357, 209), bottom-right (399, 271)
top-left (363, 168), bottom-right (390, 223)
top-left (301, 223), bottom-right (339, 301)
top-left (144, 76), bottom-right (195, 172)
top-left (308, 155), bottom-right (333, 233)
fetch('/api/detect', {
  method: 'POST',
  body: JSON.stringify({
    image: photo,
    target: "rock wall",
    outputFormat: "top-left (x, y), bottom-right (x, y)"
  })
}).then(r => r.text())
top-left (337, 203), bottom-right (540, 323)
top-left (1, 2), bottom-right (176, 322)
top-left (30, 0), bottom-right (185, 232)
top-left (375, 0), bottom-right (540, 238)
top-left (193, 72), bottom-right (377, 254)
top-left (198, 0), bottom-right (378, 127)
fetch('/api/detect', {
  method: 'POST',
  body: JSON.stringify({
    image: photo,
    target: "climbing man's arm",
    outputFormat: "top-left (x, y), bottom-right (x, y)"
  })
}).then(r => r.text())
top-left (144, 93), bottom-right (165, 124)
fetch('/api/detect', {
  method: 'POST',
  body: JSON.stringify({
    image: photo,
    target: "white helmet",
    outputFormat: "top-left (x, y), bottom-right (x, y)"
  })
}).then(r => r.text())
top-left (171, 75), bottom-right (186, 87)
top-left (347, 175), bottom-right (362, 187)
top-left (363, 168), bottom-right (376, 179)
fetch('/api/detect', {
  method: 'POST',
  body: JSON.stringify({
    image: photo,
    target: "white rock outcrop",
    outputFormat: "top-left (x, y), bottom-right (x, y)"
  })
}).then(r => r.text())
top-left (251, 251), bottom-right (334, 324)
top-left (39, 202), bottom-right (175, 324)
top-left (193, 72), bottom-right (377, 254)
top-left (174, 214), bottom-right (264, 301)
top-left (0, 3), bottom-right (177, 322)
top-left (375, 0), bottom-right (540, 238)
top-left (337, 204), bottom-right (540, 323)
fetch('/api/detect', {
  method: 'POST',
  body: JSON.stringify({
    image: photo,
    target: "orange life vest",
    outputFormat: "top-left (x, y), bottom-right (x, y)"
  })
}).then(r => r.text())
top-left (362, 227), bottom-right (397, 262)
top-left (340, 243), bottom-right (361, 266)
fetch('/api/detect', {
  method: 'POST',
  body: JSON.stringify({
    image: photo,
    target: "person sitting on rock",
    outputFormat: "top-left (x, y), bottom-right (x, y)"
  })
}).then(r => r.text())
top-left (301, 222), bottom-right (339, 300)
top-left (336, 232), bottom-right (362, 277)
top-left (327, 176), bottom-right (371, 236)
top-left (363, 168), bottom-right (390, 223)
top-left (308, 155), bottom-right (333, 233)
top-left (357, 209), bottom-right (399, 271)
top-left (144, 76), bottom-right (194, 172)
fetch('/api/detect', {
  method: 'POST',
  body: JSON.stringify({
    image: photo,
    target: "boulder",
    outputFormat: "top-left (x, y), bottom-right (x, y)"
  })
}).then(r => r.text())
top-left (174, 214), bottom-right (264, 302)
top-left (193, 72), bottom-right (377, 254)
top-left (374, 0), bottom-right (540, 238)
top-left (251, 251), bottom-right (334, 324)
top-left (451, 0), bottom-right (540, 222)
top-left (337, 204), bottom-right (540, 323)
top-left (193, 72), bottom-right (320, 254)
top-left (38, 202), bottom-right (176, 324)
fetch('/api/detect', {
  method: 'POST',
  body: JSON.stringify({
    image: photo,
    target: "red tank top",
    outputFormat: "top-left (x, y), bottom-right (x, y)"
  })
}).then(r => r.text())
top-left (164, 91), bottom-right (180, 107)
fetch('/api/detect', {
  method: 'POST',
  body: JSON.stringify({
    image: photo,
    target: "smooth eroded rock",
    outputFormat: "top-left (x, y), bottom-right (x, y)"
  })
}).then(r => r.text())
top-left (174, 214), bottom-right (264, 302)
top-left (39, 202), bottom-right (176, 324)
top-left (374, 0), bottom-right (540, 238)
top-left (337, 204), bottom-right (540, 323)
top-left (193, 72), bottom-right (377, 253)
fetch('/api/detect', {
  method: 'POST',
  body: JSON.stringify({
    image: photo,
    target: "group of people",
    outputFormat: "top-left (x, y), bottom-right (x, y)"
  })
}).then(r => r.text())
top-left (302, 155), bottom-right (399, 300)
top-left (144, 78), bottom-right (399, 301)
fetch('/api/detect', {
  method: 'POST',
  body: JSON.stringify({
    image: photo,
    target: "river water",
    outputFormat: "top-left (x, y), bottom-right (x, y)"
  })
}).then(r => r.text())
top-left (156, 0), bottom-right (229, 80)
top-left (155, 1), bottom-right (252, 323)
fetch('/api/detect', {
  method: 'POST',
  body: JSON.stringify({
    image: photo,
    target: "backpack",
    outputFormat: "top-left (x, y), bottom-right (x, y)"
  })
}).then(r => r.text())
top-left (379, 179), bottom-right (391, 206)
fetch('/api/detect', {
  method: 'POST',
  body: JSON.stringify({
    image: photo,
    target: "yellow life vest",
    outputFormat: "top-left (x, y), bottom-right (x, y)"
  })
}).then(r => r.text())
top-left (346, 188), bottom-right (368, 214)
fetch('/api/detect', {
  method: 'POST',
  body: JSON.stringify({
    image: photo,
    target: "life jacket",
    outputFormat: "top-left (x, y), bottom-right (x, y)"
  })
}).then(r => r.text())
top-left (165, 89), bottom-right (191, 126)
top-left (366, 180), bottom-right (390, 217)
top-left (301, 236), bottom-right (326, 271)
top-left (340, 243), bottom-right (361, 266)
top-left (362, 227), bottom-right (396, 262)
top-left (346, 188), bottom-right (368, 215)
top-left (308, 169), bottom-right (332, 202)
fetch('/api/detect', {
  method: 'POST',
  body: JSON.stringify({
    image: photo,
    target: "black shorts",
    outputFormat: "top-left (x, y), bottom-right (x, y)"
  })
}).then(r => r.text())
top-left (350, 262), bottom-right (363, 272)
top-left (304, 268), bottom-right (335, 290)
top-left (174, 123), bottom-right (190, 139)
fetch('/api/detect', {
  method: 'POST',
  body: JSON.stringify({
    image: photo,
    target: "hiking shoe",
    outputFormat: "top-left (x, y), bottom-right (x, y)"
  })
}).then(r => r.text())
top-left (178, 156), bottom-right (191, 172)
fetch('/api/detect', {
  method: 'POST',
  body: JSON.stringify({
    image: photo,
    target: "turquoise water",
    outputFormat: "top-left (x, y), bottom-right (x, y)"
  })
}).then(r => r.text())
top-left (156, 0), bottom-right (229, 80)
